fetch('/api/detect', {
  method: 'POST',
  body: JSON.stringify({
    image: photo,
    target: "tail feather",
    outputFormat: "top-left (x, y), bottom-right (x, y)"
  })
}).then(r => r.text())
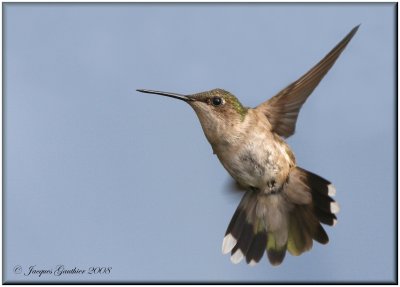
top-left (312, 191), bottom-right (336, 214)
top-left (285, 168), bottom-right (336, 255)
top-left (222, 166), bottom-right (338, 266)
top-left (223, 192), bottom-right (267, 264)
top-left (315, 207), bottom-right (337, 226)
top-left (287, 207), bottom-right (313, 256)
top-left (222, 197), bottom-right (248, 255)
top-left (245, 231), bottom-right (267, 265)
top-left (224, 205), bottom-right (241, 237)
top-left (229, 209), bottom-right (247, 244)
top-left (295, 205), bottom-right (327, 247)
top-left (231, 222), bottom-right (254, 256)
top-left (313, 222), bottom-right (329, 244)
top-left (266, 233), bottom-right (287, 266)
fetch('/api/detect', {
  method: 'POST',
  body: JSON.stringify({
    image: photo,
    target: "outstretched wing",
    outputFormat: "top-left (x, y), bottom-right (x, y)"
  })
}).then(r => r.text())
top-left (256, 25), bottom-right (359, 138)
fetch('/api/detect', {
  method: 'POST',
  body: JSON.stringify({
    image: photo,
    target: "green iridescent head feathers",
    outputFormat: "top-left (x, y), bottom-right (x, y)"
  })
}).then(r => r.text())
top-left (193, 89), bottom-right (248, 120)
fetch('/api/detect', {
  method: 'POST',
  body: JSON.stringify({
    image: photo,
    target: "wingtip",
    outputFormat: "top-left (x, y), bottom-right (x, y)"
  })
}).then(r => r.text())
top-left (349, 24), bottom-right (361, 37)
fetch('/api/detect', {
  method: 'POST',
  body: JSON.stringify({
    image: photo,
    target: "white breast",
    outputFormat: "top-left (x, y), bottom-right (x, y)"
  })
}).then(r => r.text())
top-left (213, 109), bottom-right (293, 190)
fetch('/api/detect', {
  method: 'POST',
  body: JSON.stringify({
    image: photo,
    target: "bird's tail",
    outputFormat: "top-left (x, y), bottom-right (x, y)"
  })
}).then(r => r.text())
top-left (222, 166), bottom-right (338, 266)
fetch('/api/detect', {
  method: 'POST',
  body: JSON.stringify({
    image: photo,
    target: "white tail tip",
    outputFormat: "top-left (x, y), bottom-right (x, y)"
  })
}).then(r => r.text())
top-left (249, 259), bottom-right (258, 266)
top-left (222, 234), bottom-right (237, 255)
top-left (328, 184), bottom-right (336, 197)
top-left (330, 201), bottom-right (340, 214)
top-left (230, 249), bottom-right (244, 264)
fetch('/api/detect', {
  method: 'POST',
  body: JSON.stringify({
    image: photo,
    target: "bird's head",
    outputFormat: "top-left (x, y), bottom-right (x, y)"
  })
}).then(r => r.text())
top-left (137, 88), bottom-right (248, 145)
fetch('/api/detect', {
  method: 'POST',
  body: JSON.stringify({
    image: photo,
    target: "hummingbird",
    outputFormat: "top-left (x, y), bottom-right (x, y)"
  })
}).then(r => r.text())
top-left (137, 25), bottom-right (359, 266)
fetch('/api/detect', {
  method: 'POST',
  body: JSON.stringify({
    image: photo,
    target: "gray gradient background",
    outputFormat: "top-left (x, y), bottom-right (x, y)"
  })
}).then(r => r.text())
top-left (4, 3), bottom-right (396, 283)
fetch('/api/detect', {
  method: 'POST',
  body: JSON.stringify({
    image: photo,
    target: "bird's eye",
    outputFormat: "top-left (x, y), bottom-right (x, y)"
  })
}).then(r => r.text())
top-left (211, 96), bottom-right (223, 106)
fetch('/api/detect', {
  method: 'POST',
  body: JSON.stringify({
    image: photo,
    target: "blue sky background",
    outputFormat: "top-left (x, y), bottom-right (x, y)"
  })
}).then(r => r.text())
top-left (4, 3), bottom-right (396, 283)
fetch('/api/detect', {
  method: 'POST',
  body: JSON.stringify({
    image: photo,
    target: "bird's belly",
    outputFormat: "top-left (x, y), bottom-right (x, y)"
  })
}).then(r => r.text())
top-left (217, 142), bottom-right (290, 190)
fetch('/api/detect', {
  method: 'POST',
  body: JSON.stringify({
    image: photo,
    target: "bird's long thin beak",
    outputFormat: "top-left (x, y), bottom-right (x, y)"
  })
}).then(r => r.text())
top-left (136, 89), bottom-right (194, 102)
